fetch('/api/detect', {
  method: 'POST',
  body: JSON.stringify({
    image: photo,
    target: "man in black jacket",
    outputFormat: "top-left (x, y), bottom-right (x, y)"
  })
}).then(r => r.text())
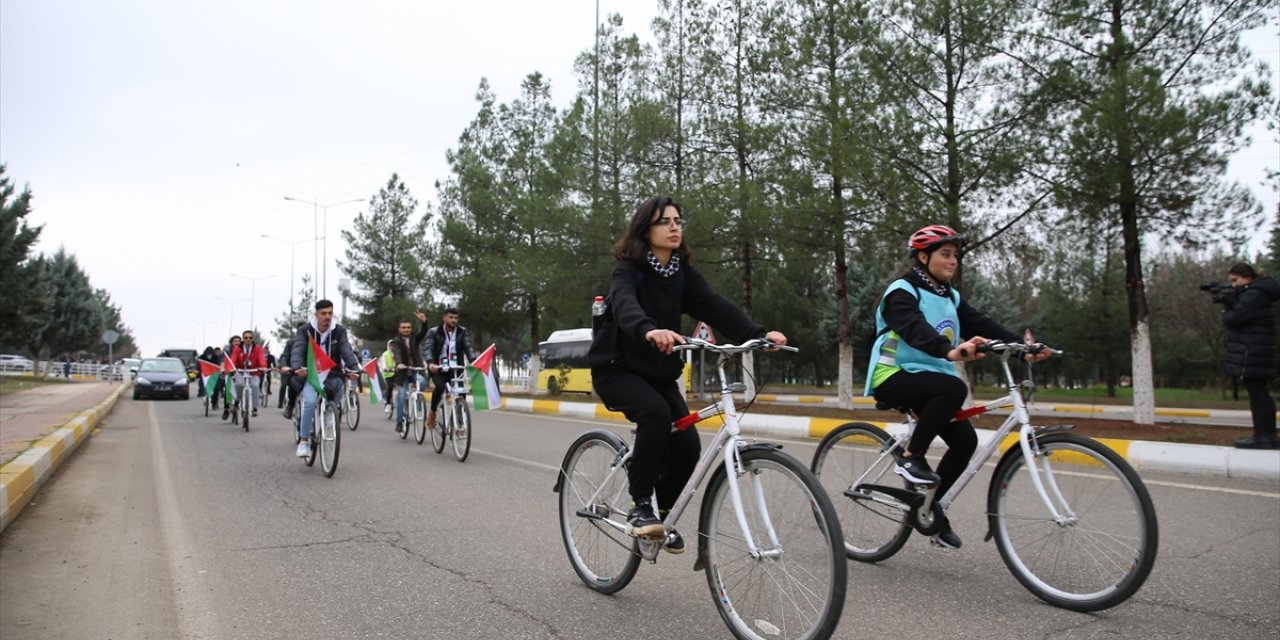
top-left (422, 307), bottom-right (476, 428)
top-left (288, 300), bottom-right (360, 458)
top-left (389, 309), bottom-right (430, 432)
top-left (1221, 263), bottom-right (1280, 449)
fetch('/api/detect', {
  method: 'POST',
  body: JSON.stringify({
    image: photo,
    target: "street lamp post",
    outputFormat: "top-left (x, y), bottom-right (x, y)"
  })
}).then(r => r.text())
top-left (214, 296), bottom-right (251, 338)
top-left (260, 234), bottom-right (312, 310)
top-left (229, 273), bottom-right (276, 334)
top-left (283, 196), bottom-right (362, 299)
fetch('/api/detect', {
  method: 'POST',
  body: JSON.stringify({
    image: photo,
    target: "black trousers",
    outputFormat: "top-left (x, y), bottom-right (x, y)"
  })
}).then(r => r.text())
top-left (592, 367), bottom-right (699, 510)
top-left (1243, 376), bottom-right (1277, 438)
top-left (429, 371), bottom-right (448, 413)
top-left (873, 370), bottom-right (977, 499)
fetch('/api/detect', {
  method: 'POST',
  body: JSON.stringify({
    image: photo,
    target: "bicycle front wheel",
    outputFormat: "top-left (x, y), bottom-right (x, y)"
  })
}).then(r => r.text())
top-left (452, 400), bottom-right (471, 462)
top-left (988, 433), bottom-right (1158, 612)
top-left (810, 422), bottom-right (912, 562)
top-left (241, 392), bottom-right (251, 431)
top-left (430, 401), bottom-right (445, 454)
top-left (702, 447), bottom-right (846, 640)
top-left (346, 389), bottom-right (360, 430)
top-left (556, 431), bottom-right (640, 595)
top-left (203, 396), bottom-right (210, 417)
top-left (413, 401), bottom-right (427, 444)
top-left (319, 401), bottom-right (341, 477)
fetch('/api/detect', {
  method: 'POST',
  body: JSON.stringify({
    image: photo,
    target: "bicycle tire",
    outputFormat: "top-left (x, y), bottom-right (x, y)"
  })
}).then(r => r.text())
top-left (556, 430), bottom-right (641, 595)
top-left (452, 400), bottom-right (471, 462)
top-left (304, 402), bottom-right (319, 467)
top-left (430, 400), bottom-right (446, 454)
top-left (241, 390), bottom-right (250, 432)
top-left (320, 401), bottom-right (340, 477)
top-left (204, 396), bottom-right (209, 417)
top-left (413, 399), bottom-right (427, 444)
top-left (399, 394), bottom-right (412, 440)
top-left (810, 422), bottom-right (912, 562)
top-left (988, 433), bottom-right (1158, 612)
top-left (346, 389), bottom-right (360, 431)
top-left (701, 447), bottom-right (846, 640)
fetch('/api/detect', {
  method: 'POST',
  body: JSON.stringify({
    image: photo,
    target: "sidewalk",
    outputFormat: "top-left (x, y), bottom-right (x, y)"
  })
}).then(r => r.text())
top-left (0, 381), bottom-right (128, 533)
top-left (501, 397), bottom-right (1280, 483)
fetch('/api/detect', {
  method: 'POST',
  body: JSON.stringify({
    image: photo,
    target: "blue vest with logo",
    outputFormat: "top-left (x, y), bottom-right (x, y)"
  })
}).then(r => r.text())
top-left (864, 279), bottom-right (961, 395)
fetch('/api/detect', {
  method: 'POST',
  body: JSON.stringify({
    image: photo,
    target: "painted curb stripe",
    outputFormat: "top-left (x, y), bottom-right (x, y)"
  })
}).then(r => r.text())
top-left (0, 383), bottom-right (129, 533)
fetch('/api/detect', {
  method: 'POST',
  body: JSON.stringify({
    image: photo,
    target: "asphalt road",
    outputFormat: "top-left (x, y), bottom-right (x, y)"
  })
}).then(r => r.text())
top-left (1, 393), bottom-right (1277, 639)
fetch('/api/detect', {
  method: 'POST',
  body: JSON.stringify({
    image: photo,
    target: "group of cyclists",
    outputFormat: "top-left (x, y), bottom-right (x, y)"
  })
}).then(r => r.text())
top-left (195, 299), bottom-right (479, 460)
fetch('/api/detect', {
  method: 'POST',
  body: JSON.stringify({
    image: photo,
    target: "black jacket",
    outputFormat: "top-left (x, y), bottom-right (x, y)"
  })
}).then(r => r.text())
top-left (881, 270), bottom-right (1020, 358)
top-left (588, 259), bottom-right (764, 380)
top-left (423, 323), bottom-right (476, 366)
top-left (1223, 276), bottom-right (1280, 380)
top-left (390, 322), bottom-right (429, 384)
top-left (288, 320), bottom-right (359, 382)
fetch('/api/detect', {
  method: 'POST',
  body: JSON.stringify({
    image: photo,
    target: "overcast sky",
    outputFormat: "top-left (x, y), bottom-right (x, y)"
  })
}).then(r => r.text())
top-left (1, 1), bottom-right (1276, 359)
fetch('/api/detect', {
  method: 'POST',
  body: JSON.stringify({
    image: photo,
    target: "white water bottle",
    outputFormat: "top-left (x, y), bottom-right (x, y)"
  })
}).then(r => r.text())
top-left (591, 295), bottom-right (606, 317)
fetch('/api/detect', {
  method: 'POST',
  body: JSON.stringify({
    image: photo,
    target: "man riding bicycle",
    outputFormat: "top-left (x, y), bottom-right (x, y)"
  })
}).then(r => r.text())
top-left (288, 300), bottom-right (360, 458)
top-left (389, 310), bottom-right (430, 433)
top-left (230, 329), bottom-right (268, 417)
top-left (422, 307), bottom-right (476, 428)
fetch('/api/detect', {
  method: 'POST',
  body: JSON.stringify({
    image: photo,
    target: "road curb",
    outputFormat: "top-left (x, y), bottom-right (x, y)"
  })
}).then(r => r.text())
top-left (0, 382), bottom-right (130, 534)
top-left (500, 397), bottom-right (1280, 483)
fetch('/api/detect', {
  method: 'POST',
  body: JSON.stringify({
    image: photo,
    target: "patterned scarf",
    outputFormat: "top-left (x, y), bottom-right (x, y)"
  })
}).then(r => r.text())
top-left (647, 250), bottom-right (682, 279)
top-left (912, 265), bottom-right (950, 297)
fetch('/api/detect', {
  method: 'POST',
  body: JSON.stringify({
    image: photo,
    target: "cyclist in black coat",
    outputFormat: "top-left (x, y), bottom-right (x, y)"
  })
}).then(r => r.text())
top-left (588, 195), bottom-right (786, 554)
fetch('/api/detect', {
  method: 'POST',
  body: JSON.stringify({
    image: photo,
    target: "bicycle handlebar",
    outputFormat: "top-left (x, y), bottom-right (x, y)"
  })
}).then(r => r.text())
top-left (976, 341), bottom-right (1063, 357)
top-left (672, 337), bottom-right (799, 354)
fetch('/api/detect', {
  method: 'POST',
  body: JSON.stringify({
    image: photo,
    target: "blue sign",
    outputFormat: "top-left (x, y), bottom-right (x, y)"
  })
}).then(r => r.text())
top-left (521, 353), bottom-right (531, 363)
top-left (361, 349), bottom-right (370, 359)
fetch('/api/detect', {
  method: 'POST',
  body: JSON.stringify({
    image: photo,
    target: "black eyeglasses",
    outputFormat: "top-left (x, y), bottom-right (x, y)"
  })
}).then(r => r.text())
top-left (653, 216), bottom-right (687, 229)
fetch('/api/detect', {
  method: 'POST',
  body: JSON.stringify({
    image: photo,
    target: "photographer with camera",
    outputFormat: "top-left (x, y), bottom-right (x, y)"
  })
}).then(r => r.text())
top-left (1210, 263), bottom-right (1280, 449)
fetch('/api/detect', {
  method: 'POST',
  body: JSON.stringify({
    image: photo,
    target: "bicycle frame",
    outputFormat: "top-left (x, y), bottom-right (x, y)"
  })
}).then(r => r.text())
top-left (868, 344), bottom-right (1075, 525)
top-left (577, 340), bottom-right (790, 561)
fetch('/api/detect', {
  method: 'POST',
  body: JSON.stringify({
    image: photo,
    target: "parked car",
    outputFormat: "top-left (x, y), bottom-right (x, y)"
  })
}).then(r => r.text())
top-left (132, 358), bottom-right (191, 400)
top-left (0, 354), bottom-right (34, 373)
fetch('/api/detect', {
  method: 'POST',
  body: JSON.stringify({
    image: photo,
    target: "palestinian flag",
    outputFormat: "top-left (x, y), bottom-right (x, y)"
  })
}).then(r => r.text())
top-left (307, 336), bottom-right (337, 393)
top-left (198, 359), bottom-right (221, 394)
top-left (221, 357), bottom-right (237, 405)
top-left (467, 343), bottom-right (501, 411)
top-left (361, 358), bottom-right (384, 405)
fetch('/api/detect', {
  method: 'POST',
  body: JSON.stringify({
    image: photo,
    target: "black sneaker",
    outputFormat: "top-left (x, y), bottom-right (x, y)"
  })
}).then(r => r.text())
top-left (663, 529), bottom-right (686, 554)
top-left (282, 404), bottom-right (293, 420)
top-left (894, 454), bottom-right (941, 485)
top-left (932, 523), bottom-right (962, 550)
top-left (221, 407), bottom-right (230, 421)
top-left (1234, 435), bottom-right (1280, 449)
top-left (626, 501), bottom-right (664, 537)
top-left (395, 421), bottom-right (404, 433)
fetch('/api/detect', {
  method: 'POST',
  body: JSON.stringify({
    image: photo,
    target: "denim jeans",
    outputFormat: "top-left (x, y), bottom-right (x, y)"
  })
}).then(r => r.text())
top-left (395, 374), bottom-right (425, 424)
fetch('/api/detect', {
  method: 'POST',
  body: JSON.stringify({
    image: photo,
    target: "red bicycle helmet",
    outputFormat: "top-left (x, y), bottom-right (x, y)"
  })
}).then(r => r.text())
top-left (908, 224), bottom-right (966, 253)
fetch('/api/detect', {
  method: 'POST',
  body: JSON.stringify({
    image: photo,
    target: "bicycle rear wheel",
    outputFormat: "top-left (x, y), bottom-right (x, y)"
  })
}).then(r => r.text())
top-left (452, 400), bottom-right (471, 462)
top-left (988, 433), bottom-right (1157, 612)
top-left (346, 389), bottom-right (360, 430)
top-left (430, 400), bottom-right (445, 453)
top-left (702, 447), bottom-right (846, 640)
top-left (319, 401), bottom-right (341, 477)
top-left (556, 431), bottom-right (640, 595)
top-left (810, 422), bottom-right (912, 562)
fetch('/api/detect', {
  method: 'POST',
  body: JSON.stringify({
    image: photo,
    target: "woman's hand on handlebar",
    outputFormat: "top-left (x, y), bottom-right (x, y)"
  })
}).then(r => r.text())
top-left (646, 329), bottom-right (686, 354)
top-left (763, 330), bottom-right (787, 350)
top-left (948, 337), bottom-right (987, 362)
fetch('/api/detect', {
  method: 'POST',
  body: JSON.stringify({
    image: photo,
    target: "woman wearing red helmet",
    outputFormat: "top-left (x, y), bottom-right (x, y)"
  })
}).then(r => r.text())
top-left (865, 224), bottom-right (1051, 549)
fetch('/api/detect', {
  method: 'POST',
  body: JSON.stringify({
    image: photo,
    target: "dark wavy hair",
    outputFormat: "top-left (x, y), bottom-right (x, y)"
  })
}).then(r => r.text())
top-left (612, 195), bottom-right (694, 265)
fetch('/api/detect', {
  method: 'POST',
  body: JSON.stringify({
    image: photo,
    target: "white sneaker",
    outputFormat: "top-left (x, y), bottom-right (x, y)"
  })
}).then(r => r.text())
top-left (295, 442), bottom-right (310, 458)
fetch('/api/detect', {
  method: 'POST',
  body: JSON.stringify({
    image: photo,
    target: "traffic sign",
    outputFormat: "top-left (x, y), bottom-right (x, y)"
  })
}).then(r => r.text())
top-left (102, 330), bottom-right (119, 345)
top-left (693, 322), bottom-right (715, 344)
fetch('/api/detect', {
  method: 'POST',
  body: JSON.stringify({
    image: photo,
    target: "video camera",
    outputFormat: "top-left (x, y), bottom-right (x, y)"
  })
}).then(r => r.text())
top-left (1200, 282), bottom-right (1237, 305)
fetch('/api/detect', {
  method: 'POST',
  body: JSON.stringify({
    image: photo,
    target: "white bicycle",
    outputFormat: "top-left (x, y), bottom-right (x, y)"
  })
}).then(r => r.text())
top-left (429, 363), bottom-right (471, 461)
top-left (554, 338), bottom-right (846, 640)
top-left (810, 341), bottom-right (1157, 612)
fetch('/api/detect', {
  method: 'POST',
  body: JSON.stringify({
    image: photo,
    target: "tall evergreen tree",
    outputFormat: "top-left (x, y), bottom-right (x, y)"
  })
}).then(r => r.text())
top-left (0, 165), bottom-right (45, 352)
top-left (339, 175), bottom-right (428, 343)
top-left (1034, 0), bottom-right (1273, 422)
